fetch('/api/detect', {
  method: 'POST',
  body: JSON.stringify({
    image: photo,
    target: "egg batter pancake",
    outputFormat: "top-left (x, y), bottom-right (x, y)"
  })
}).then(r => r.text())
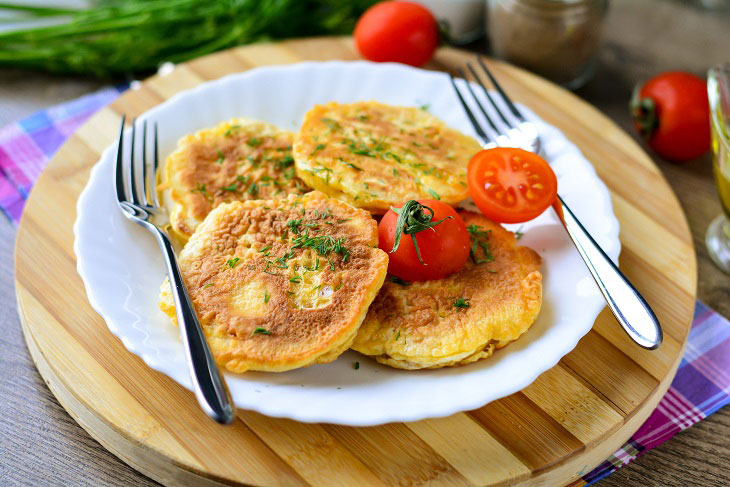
top-left (159, 191), bottom-right (389, 373)
top-left (162, 117), bottom-right (309, 240)
top-left (293, 101), bottom-right (482, 214)
top-left (352, 211), bottom-right (542, 369)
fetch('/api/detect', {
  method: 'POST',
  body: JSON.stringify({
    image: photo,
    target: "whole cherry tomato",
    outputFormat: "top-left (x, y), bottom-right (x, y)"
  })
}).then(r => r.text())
top-left (630, 71), bottom-right (711, 162)
top-left (378, 199), bottom-right (470, 281)
top-left (354, 1), bottom-right (439, 67)
top-left (467, 148), bottom-right (558, 224)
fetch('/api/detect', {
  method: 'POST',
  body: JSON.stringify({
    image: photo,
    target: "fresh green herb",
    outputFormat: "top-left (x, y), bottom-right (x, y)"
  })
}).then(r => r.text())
top-left (454, 297), bottom-right (470, 309)
top-left (192, 183), bottom-right (207, 195)
top-left (276, 155), bottom-right (294, 169)
top-left (247, 182), bottom-right (259, 196)
top-left (310, 143), bottom-right (325, 155)
top-left (427, 188), bottom-right (440, 200)
top-left (321, 118), bottom-right (341, 131)
top-left (419, 103), bottom-right (430, 111)
top-left (289, 275), bottom-right (301, 283)
top-left (388, 276), bottom-right (411, 286)
top-left (467, 224), bottom-right (495, 264)
top-left (357, 114), bottom-right (369, 122)
top-left (392, 168), bottom-right (400, 177)
top-left (247, 137), bottom-right (262, 147)
top-left (389, 200), bottom-right (452, 265)
top-left (312, 284), bottom-right (322, 290)
top-left (291, 234), bottom-right (350, 263)
top-left (338, 158), bottom-right (362, 171)
top-left (226, 257), bottom-right (240, 268)
top-left (0, 1), bottom-right (377, 77)
top-left (264, 291), bottom-right (270, 303)
top-left (385, 152), bottom-right (401, 163)
top-left (259, 245), bottom-right (271, 253)
top-left (251, 327), bottom-right (272, 337)
top-left (395, 331), bottom-right (401, 340)
top-left (514, 226), bottom-right (524, 240)
top-left (203, 282), bottom-right (214, 288)
top-left (236, 175), bottom-right (250, 185)
top-left (224, 124), bottom-right (240, 137)
top-left (488, 269), bottom-right (498, 274)
top-left (352, 361), bottom-right (360, 370)
top-left (221, 183), bottom-right (238, 191)
top-left (216, 150), bottom-right (225, 164)
top-left (335, 281), bottom-right (343, 290)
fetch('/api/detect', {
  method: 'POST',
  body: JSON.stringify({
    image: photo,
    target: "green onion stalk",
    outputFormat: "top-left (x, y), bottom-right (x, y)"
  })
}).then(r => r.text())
top-left (0, 0), bottom-right (377, 78)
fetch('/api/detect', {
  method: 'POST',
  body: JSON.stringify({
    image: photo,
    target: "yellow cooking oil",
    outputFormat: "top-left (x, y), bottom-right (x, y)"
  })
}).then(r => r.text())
top-left (711, 99), bottom-right (730, 219)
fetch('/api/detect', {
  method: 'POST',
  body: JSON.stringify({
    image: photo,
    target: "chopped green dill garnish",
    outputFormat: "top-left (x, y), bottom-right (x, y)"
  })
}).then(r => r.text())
top-left (337, 218), bottom-right (351, 223)
top-left (312, 284), bottom-right (322, 290)
top-left (247, 137), bottom-right (262, 147)
top-left (310, 143), bottom-right (326, 156)
top-left (454, 297), bottom-right (470, 309)
top-left (264, 291), bottom-right (270, 303)
top-left (514, 226), bottom-right (524, 240)
top-left (251, 327), bottom-right (272, 337)
top-left (388, 276), bottom-right (411, 286)
top-left (203, 282), bottom-right (214, 288)
top-left (392, 168), bottom-right (400, 177)
top-left (357, 114), bottom-right (369, 121)
top-left (353, 361), bottom-right (360, 370)
top-left (385, 152), bottom-right (402, 163)
top-left (287, 219), bottom-right (303, 234)
top-left (247, 182), bottom-right (259, 196)
top-left (335, 281), bottom-right (343, 290)
top-left (395, 331), bottom-right (401, 340)
top-left (226, 257), bottom-right (240, 268)
top-left (236, 175), bottom-right (250, 185)
top-left (216, 150), bottom-right (225, 164)
top-left (467, 224), bottom-right (495, 264)
top-left (488, 269), bottom-right (498, 274)
top-left (411, 141), bottom-right (422, 147)
top-left (418, 102), bottom-right (430, 111)
top-left (289, 275), bottom-right (301, 283)
top-left (259, 245), bottom-right (271, 253)
top-left (224, 124), bottom-right (240, 137)
top-left (221, 183), bottom-right (238, 191)
top-left (321, 117), bottom-right (341, 131)
top-left (192, 183), bottom-right (207, 195)
top-left (276, 154), bottom-right (294, 169)
top-left (337, 158), bottom-right (362, 171)
top-left (291, 234), bottom-right (350, 263)
top-left (363, 182), bottom-right (369, 189)
top-left (427, 188), bottom-right (440, 200)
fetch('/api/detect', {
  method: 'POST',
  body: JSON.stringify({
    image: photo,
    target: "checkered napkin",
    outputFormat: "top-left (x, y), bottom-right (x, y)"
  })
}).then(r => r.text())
top-left (2, 89), bottom-right (728, 484)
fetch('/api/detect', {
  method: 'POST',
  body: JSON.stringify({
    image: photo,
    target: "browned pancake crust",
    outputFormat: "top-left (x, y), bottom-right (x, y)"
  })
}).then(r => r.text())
top-left (352, 211), bottom-right (542, 369)
top-left (293, 101), bottom-right (482, 213)
top-left (159, 191), bottom-right (389, 373)
top-left (163, 118), bottom-right (309, 240)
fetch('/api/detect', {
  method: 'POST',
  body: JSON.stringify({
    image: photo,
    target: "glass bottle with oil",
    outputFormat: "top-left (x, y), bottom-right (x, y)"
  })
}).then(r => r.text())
top-left (707, 63), bottom-right (730, 274)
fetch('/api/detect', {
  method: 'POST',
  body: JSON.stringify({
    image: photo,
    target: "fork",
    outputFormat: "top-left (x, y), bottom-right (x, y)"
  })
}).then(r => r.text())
top-left (449, 56), bottom-right (663, 350)
top-left (115, 116), bottom-right (236, 424)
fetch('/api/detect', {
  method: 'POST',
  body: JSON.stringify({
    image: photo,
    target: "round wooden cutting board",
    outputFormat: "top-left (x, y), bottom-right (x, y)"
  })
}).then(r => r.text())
top-left (15, 38), bottom-right (696, 486)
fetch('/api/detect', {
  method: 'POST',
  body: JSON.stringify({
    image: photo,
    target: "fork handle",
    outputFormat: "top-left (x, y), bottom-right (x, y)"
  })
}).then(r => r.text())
top-left (556, 196), bottom-right (663, 349)
top-left (154, 229), bottom-right (236, 424)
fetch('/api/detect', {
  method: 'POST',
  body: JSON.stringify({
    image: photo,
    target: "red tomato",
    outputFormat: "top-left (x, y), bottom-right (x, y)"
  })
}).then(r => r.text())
top-left (630, 71), bottom-right (710, 162)
top-left (379, 199), bottom-right (469, 281)
top-left (467, 148), bottom-right (558, 224)
top-left (354, 1), bottom-right (439, 67)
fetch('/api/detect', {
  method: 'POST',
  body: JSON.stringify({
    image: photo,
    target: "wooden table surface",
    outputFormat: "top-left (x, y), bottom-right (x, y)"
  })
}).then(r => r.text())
top-left (1, 0), bottom-right (728, 485)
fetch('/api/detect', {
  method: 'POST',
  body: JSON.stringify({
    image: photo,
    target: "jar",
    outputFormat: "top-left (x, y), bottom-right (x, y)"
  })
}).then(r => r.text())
top-left (485, 0), bottom-right (609, 89)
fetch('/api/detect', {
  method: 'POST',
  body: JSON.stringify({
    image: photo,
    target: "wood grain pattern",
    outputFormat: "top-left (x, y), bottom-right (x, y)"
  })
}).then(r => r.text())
top-left (13, 36), bottom-right (697, 486)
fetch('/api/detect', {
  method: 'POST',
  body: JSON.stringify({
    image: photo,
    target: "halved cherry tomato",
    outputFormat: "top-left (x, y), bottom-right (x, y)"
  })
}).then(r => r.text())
top-left (467, 148), bottom-right (558, 224)
top-left (379, 199), bottom-right (470, 281)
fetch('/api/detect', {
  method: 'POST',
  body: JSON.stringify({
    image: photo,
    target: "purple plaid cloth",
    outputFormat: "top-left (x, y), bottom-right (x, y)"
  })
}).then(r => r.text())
top-left (2, 89), bottom-right (728, 484)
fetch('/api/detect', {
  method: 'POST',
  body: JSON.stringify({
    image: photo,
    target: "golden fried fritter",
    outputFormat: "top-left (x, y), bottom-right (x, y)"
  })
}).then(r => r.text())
top-left (293, 101), bottom-right (481, 213)
top-left (159, 191), bottom-right (389, 373)
top-left (162, 118), bottom-right (309, 240)
top-left (352, 211), bottom-right (542, 369)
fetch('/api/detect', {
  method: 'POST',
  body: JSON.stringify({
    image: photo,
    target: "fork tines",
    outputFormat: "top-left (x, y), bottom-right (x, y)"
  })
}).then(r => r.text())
top-left (449, 55), bottom-right (533, 150)
top-left (115, 116), bottom-right (160, 210)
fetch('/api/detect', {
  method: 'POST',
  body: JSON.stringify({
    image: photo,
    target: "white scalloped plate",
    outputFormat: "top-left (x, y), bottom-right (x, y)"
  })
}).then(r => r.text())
top-left (73, 61), bottom-right (619, 426)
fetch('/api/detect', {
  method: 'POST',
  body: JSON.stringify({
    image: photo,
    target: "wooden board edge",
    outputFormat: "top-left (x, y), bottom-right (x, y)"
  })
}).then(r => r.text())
top-left (15, 289), bottom-right (238, 487)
